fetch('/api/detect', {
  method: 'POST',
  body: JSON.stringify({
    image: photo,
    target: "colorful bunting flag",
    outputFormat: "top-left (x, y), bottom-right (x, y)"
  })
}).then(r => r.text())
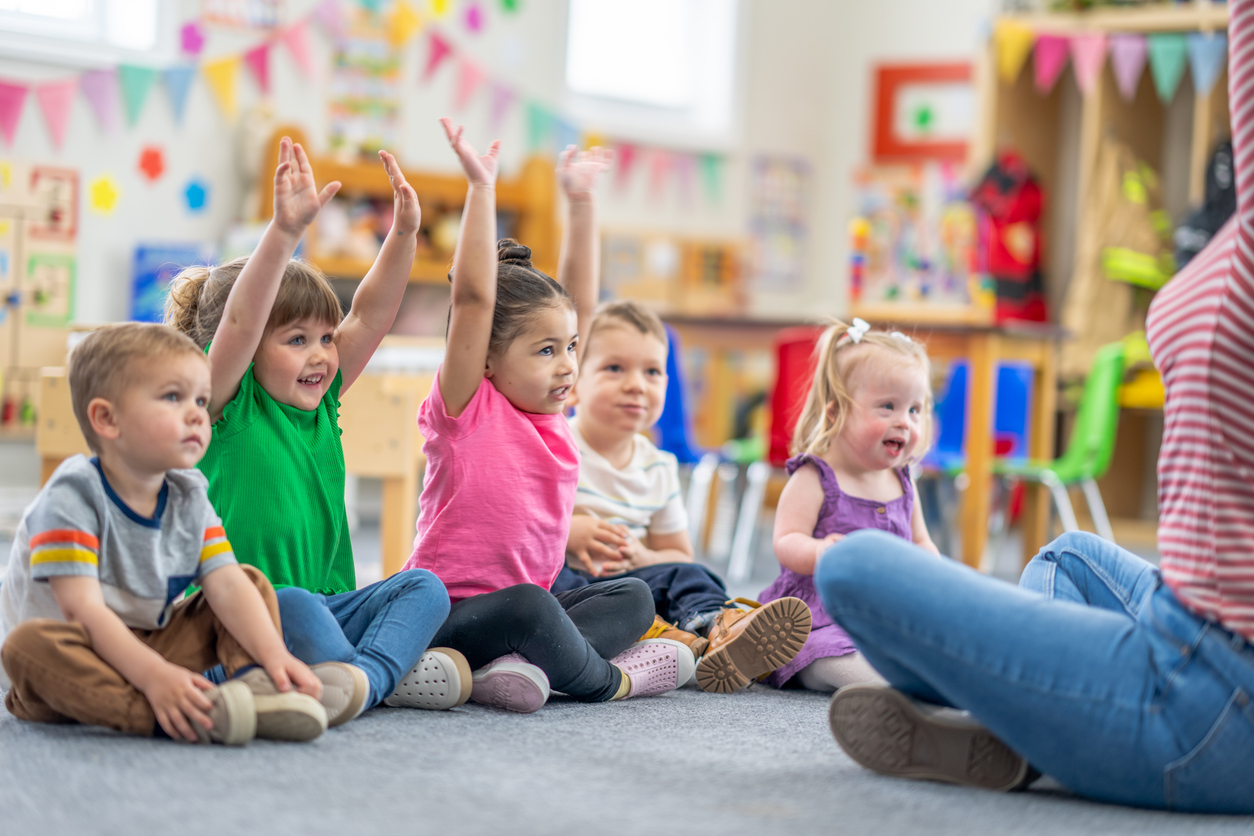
top-left (389, 1), bottom-right (423, 47)
top-left (453, 59), bottom-right (485, 111)
top-left (525, 103), bottom-right (554, 150)
top-left (162, 66), bottom-right (195, 124)
top-left (1148, 32), bottom-right (1188, 103)
top-left (244, 43), bottom-right (271, 94)
top-left (1033, 35), bottom-right (1069, 94)
top-left (1070, 34), bottom-right (1107, 96)
top-left (489, 82), bottom-right (514, 129)
top-left (432, 0), bottom-right (450, 18)
top-left (80, 69), bottom-right (119, 132)
top-left (674, 153), bottom-right (695, 203)
top-left (501, 0), bottom-right (519, 11)
top-left (0, 81), bottom-right (27, 147)
top-left (36, 79), bottom-right (75, 148)
top-left (424, 33), bottom-right (454, 80)
top-left (313, 0), bottom-right (347, 40)
top-left (648, 150), bottom-right (671, 199)
top-left (616, 142), bottom-right (637, 189)
top-left (994, 20), bottom-right (1035, 83)
top-left (203, 56), bottom-right (241, 120)
top-left (118, 65), bottom-right (157, 127)
top-left (181, 22), bottom-right (205, 57)
top-left (1110, 34), bottom-right (1148, 102)
top-left (555, 118), bottom-right (579, 151)
top-left (465, 2), bottom-right (484, 33)
top-left (1187, 32), bottom-right (1228, 96)
top-left (281, 21), bottom-right (315, 77)
top-left (700, 153), bottom-right (722, 203)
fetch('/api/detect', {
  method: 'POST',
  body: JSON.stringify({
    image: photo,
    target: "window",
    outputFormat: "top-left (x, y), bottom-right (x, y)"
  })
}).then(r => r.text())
top-left (564, 0), bottom-right (742, 148)
top-left (0, 0), bottom-right (173, 66)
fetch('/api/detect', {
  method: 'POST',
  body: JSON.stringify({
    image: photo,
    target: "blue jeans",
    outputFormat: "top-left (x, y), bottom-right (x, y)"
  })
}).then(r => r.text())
top-left (274, 569), bottom-right (449, 708)
top-left (550, 562), bottom-right (728, 632)
top-left (816, 530), bottom-right (1254, 813)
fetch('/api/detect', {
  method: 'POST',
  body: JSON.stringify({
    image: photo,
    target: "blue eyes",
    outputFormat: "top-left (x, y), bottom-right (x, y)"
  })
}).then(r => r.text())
top-left (540, 346), bottom-right (553, 356)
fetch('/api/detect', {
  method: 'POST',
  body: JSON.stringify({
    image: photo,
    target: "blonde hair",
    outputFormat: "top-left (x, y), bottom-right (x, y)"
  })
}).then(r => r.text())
top-left (164, 256), bottom-right (343, 348)
top-left (791, 320), bottom-right (934, 460)
top-left (68, 323), bottom-right (208, 453)
top-left (586, 300), bottom-right (668, 355)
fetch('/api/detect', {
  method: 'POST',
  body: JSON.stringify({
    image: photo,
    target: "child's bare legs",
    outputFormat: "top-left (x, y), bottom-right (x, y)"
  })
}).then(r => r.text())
top-left (796, 653), bottom-right (886, 693)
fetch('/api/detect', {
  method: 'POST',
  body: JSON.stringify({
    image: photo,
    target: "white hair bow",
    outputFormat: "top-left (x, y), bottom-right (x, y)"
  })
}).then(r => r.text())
top-left (845, 317), bottom-right (871, 344)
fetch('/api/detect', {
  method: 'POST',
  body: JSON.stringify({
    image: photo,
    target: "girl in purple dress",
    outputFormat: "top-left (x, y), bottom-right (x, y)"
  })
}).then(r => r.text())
top-left (760, 318), bottom-right (939, 691)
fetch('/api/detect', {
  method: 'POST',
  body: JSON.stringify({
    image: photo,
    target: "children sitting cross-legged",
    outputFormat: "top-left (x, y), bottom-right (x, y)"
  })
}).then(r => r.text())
top-left (166, 137), bottom-right (465, 723)
top-left (556, 301), bottom-right (810, 693)
top-left (0, 324), bottom-right (327, 744)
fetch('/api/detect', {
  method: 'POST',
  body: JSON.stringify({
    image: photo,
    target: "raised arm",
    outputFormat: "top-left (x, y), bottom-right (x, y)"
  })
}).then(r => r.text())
top-left (555, 145), bottom-right (613, 365)
top-left (439, 118), bottom-right (501, 418)
top-left (335, 150), bottom-right (421, 393)
top-left (206, 138), bottom-right (340, 419)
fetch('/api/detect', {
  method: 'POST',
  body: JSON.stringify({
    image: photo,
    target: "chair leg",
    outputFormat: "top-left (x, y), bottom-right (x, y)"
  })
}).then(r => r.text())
top-left (707, 462), bottom-right (741, 561)
top-left (727, 461), bottom-right (770, 584)
top-left (1080, 478), bottom-right (1116, 543)
top-left (685, 453), bottom-right (720, 558)
top-left (1043, 475), bottom-right (1080, 533)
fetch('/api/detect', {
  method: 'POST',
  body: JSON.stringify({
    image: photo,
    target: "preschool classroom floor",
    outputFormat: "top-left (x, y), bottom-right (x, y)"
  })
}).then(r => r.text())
top-left (1, 444), bottom-right (1249, 835)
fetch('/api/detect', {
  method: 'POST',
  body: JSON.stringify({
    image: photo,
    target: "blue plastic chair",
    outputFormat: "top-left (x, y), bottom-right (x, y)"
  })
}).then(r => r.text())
top-left (654, 324), bottom-right (702, 465)
top-left (922, 362), bottom-right (1034, 474)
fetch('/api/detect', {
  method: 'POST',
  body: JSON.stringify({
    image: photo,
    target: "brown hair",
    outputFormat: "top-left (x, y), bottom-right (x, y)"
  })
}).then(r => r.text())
top-left (792, 320), bottom-right (934, 460)
top-left (164, 256), bottom-right (343, 349)
top-left (68, 323), bottom-right (207, 452)
top-left (586, 300), bottom-right (668, 356)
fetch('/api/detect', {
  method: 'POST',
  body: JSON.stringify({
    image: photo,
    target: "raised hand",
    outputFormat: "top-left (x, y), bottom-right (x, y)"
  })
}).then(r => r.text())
top-left (557, 144), bottom-right (614, 202)
top-left (440, 117), bottom-right (500, 187)
top-left (273, 136), bottom-right (341, 236)
top-left (379, 149), bottom-right (421, 237)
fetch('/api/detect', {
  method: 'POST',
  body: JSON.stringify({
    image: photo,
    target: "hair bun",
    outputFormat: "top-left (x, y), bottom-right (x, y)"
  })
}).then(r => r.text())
top-left (497, 238), bottom-right (533, 267)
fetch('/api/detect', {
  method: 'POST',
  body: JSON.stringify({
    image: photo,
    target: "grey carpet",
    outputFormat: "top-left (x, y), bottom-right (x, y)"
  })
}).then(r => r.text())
top-left (2, 683), bottom-right (1252, 836)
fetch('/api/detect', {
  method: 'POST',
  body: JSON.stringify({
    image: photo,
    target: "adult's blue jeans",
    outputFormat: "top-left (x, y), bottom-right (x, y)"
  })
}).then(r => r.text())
top-left (272, 569), bottom-right (449, 708)
top-left (816, 529), bottom-right (1254, 813)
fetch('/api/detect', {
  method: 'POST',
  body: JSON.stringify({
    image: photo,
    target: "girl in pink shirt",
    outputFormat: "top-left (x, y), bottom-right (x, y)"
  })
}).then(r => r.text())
top-left (400, 119), bottom-right (695, 712)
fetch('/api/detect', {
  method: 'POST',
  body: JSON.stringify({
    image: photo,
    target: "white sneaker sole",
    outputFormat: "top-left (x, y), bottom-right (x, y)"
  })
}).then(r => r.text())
top-left (469, 659), bottom-right (550, 713)
top-left (385, 648), bottom-right (473, 710)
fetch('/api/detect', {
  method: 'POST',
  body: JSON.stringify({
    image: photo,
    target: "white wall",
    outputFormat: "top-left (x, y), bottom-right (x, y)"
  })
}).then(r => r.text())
top-left (0, 0), bottom-right (998, 327)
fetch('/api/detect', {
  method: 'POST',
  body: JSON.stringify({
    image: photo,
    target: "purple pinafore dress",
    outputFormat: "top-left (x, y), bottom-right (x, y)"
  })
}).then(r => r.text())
top-left (758, 453), bottom-right (914, 687)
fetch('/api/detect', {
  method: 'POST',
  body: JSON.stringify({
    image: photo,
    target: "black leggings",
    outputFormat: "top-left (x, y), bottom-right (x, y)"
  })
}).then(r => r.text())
top-left (429, 579), bottom-right (655, 702)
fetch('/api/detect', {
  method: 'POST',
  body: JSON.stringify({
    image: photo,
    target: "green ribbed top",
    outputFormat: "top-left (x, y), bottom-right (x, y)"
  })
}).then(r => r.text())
top-left (197, 365), bottom-right (355, 595)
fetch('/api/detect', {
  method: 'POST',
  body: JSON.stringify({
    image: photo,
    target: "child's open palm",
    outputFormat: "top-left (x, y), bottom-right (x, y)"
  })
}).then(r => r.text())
top-left (558, 145), bottom-right (613, 201)
top-left (273, 136), bottom-right (340, 235)
top-left (440, 118), bottom-right (499, 187)
top-left (379, 149), bottom-right (421, 236)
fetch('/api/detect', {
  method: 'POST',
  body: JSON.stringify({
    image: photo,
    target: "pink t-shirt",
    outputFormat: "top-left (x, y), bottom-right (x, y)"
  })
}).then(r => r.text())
top-left (403, 371), bottom-right (579, 602)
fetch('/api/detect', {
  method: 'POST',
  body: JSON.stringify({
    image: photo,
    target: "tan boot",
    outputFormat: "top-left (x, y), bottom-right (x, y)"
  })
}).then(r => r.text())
top-left (639, 615), bottom-right (709, 658)
top-left (695, 597), bottom-right (811, 694)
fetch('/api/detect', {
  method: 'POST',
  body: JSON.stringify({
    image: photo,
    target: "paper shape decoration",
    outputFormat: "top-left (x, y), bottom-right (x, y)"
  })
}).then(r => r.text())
top-left (432, 0), bottom-right (450, 17)
top-left (1188, 32), bottom-right (1228, 96)
top-left (0, 161), bottom-right (11, 189)
top-left (525, 103), bottom-right (552, 150)
top-left (244, 43), bottom-right (271, 94)
top-left (424, 33), bottom-right (454, 80)
top-left (89, 175), bottom-right (120, 215)
top-left (489, 82), bottom-right (514, 128)
top-left (388, 0), bottom-right (423, 47)
top-left (80, 69), bottom-right (119, 132)
top-left (1148, 33), bottom-right (1188, 103)
top-left (281, 21), bottom-right (315, 76)
top-left (555, 119), bottom-right (579, 151)
top-left (648, 150), bottom-right (671, 199)
top-left (359, 0), bottom-right (384, 10)
top-left (1033, 34), bottom-right (1069, 94)
top-left (700, 153), bottom-right (722, 203)
top-left (1070, 35), bottom-right (1107, 96)
top-left (454, 59), bottom-right (485, 110)
top-left (35, 79), bottom-right (75, 148)
top-left (162, 66), bottom-right (195, 124)
top-left (181, 22), bottom-right (205, 56)
top-left (1110, 34), bottom-right (1148, 102)
top-left (994, 20), bottom-right (1034, 83)
top-left (0, 82), bottom-right (27, 146)
top-left (465, 2), bottom-right (484, 33)
top-left (501, 0), bottom-right (518, 11)
top-left (118, 65), bottom-right (157, 127)
top-left (185, 178), bottom-right (209, 212)
top-left (203, 56), bottom-right (241, 119)
top-left (313, 0), bottom-right (347, 39)
top-left (138, 146), bottom-right (164, 182)
top-left (616, 142), bottom-right (637, 188)
top-left (674, 153), bottom-right (695, 203)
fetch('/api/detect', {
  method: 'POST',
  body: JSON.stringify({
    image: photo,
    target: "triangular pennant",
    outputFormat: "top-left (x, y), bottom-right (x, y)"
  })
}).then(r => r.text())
top-left (616, 142), bottom-right (637, 188)
top-left (700, 153), bottom-right (722, 203)
top-left (388, 0), bottom-right (423, 47)
top-left (181, 21), bottom-right (205, 56)
top-left (162, 66), bottom-right (195, 124)
top-left (1069, 34), bottom-right (1107, 96)
top-left (489, 82), bottom-right (514, 129)
top-left (244, 43), bottom-right (271, 94)
top-left (648, 150), bottom-right (671, 200)
top-left (1187, 32), bottom-right (1227, 96)
top-left (1110, 34), bottom-right (1148, 102)
top-left (525, 102), bottom-right (553, 150)
top-left (423, 32), bottom-right (454, 81)
top-left (118, 64), bottom-right (157, 127)
top-left (281, 21), bottom-right (315, 77)
top-left (994, 20), bottom-right (1035, 83)
top-left (202, 56), bottom-right (241, 120)
top-left (0, 81), bottom-right (27, 146)
top-left (555, 119), bottom-right (579, 151)
top-left (1148, 33), bottom-right (1188, 103)
top-left (80, 68), bottom-right (119, 132)
top-left (453, 59), bottom-right (485, 110)
top-left (1033, 34), bottom-right (1069, 94)
top-left (674, 153), bottom-right (695, 203)
top-left (313, 0), bottom-right (346, 39)
top-left (35, 79), bottom-right (75, 149)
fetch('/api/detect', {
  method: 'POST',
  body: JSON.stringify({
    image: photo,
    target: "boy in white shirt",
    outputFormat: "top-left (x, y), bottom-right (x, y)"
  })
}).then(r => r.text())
top-left (560, 301), bottom-right (809, 693)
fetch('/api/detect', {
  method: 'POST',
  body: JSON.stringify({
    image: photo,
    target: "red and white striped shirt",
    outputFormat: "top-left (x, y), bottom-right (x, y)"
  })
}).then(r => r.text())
top-left (1146, 0), bottom-right (1254, 641)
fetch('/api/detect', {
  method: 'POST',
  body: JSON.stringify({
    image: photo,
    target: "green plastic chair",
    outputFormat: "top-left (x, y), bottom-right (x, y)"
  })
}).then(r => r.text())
top-left (992, 341), bottom-right (1127, 542)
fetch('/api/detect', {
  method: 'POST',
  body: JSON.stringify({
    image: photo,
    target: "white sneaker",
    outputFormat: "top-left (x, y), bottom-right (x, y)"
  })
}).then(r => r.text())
top-left (384, 648), bottom-right (472, 710)
top-left (469, 653), bottom-right (550, 713)
top-left (610, 639), bottom-right (696, 699)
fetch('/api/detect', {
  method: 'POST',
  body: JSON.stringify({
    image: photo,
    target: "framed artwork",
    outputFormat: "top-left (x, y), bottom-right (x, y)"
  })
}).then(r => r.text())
top-left (872, 63), bottom-right (973, 163)
top-left (28, 166), bottom-right (78, 242)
